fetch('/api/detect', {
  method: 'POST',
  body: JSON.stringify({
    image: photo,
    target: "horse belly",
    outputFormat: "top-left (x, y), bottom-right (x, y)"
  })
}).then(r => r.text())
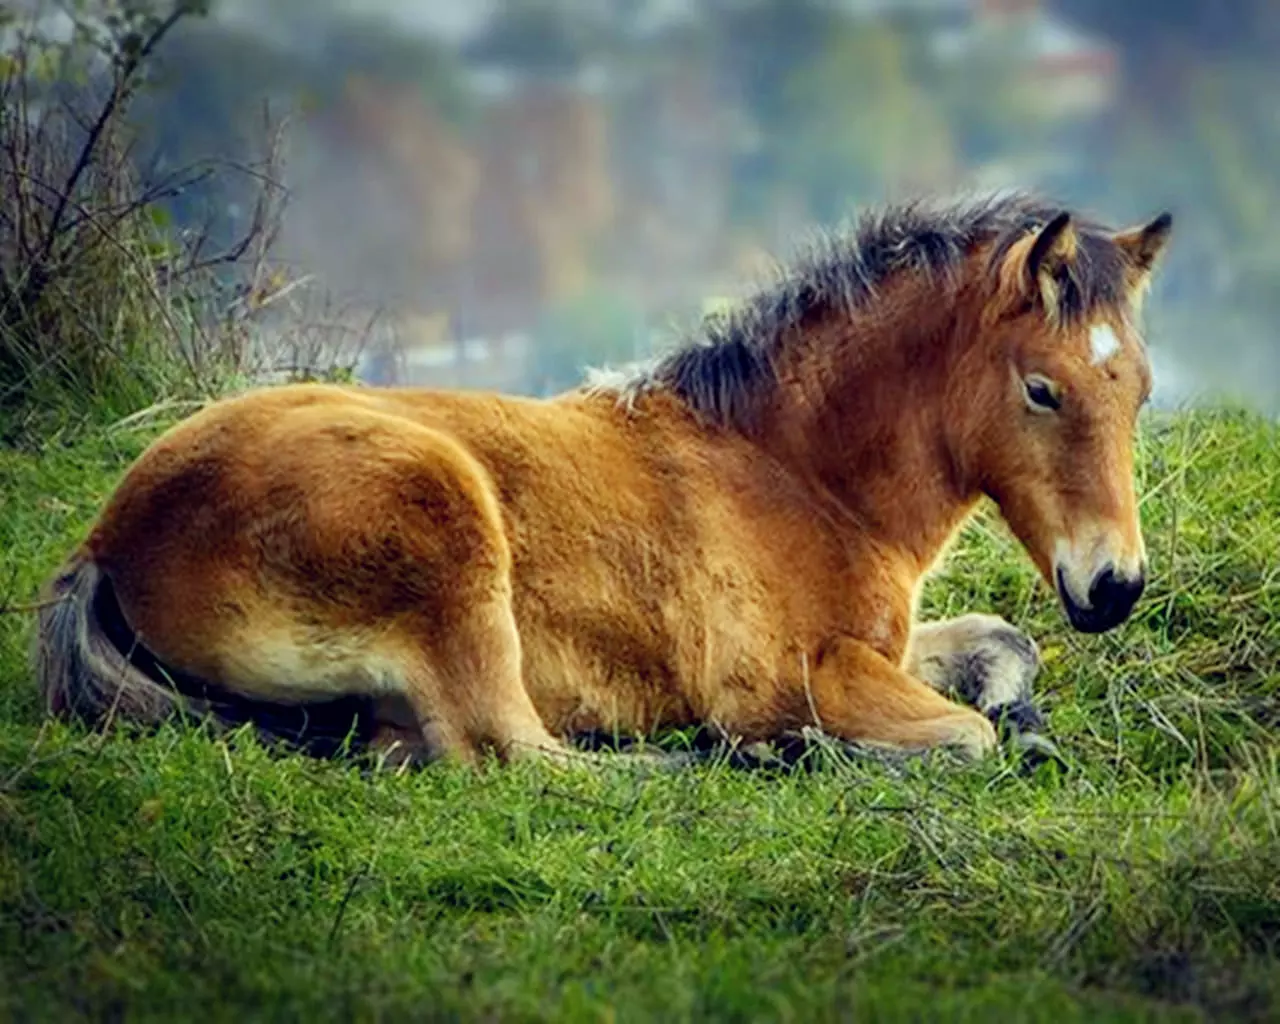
top-left (515, 624), bottom-right (697, 737)
top-left (106, 555), bottom-right (413, 706)
top-left (208, 618), bottom-right (409, 705)
top-left (510, 578), bottom-right (788, 738)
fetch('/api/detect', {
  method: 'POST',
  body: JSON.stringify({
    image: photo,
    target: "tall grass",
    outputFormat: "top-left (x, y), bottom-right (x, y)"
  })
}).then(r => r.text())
top-left (0, 405), bottom-right (1275, 1021)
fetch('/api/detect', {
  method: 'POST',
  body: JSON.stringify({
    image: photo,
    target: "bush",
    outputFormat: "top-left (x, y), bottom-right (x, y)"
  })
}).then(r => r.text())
top-left (0, 2), bottom-right (307, 443)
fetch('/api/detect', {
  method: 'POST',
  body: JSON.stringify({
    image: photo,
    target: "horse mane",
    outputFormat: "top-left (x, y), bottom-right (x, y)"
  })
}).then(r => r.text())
top-left (587, 191), bottom-right (1131, 430)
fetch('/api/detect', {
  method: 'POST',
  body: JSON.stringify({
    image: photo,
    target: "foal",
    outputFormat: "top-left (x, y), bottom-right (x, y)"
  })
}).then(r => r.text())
top-left (36, 192), bottom-right (1172, 766)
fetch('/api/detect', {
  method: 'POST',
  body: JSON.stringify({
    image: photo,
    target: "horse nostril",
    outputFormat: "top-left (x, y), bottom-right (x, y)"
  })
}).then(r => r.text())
top-left (1088, 567), bottom-right (1145, 614)
top-left (1087, 568), bottom-right (1116, 610)
top-left (1063, 563), bottom-right (1146, 633)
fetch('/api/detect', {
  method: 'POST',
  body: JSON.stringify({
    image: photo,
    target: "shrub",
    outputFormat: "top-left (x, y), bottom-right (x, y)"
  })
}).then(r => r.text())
top-left (0, 2), bottom-right (309, 443)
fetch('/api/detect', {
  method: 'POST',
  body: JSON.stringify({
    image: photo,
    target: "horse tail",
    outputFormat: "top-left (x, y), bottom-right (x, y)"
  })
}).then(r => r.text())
top-left (34, 555), bottom-right (193, 726)
top-left (35, 554), bottom-right (378, 755)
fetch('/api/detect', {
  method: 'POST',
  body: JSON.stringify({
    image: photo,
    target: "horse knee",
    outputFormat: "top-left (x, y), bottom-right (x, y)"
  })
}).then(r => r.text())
top-left (943, 709), bottom-right (1000, 762)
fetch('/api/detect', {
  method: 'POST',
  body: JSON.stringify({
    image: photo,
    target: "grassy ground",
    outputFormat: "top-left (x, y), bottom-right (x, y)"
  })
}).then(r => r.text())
top-left (1, 407), bottom-right (1277, 1022)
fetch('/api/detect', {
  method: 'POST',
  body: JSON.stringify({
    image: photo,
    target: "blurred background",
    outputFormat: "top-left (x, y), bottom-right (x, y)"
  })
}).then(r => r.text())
top-left (7, 0), bottom-right (1280, 413)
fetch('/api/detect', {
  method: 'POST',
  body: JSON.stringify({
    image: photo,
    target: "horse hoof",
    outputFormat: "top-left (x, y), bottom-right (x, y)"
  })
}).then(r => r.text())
top-left (1011, 730), bottom-right (1069, 772)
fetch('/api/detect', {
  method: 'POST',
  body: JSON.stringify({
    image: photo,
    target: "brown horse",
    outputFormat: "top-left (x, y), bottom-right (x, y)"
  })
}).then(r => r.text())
top-left (35, 192), bottom-right (1172, 768)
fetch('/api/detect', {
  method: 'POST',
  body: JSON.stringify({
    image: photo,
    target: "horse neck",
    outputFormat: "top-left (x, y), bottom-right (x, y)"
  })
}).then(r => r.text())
top-left (760, 274), bottom-right (983, 572)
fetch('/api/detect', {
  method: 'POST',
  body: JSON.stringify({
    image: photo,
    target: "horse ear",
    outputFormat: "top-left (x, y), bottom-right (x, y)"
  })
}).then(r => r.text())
top-left (1114, 211), bottom-right (1173, 275)
top-left (994, 212), bottom-right (1077, 318)
top-left (1113, 211), bottom-right (1172, 308)
top-left (1025, 211), bottom-right (1075, 285)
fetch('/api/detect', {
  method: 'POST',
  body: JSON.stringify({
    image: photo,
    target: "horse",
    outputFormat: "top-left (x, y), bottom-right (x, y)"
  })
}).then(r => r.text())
top-left (34, 191), bottom-right (1173, 769)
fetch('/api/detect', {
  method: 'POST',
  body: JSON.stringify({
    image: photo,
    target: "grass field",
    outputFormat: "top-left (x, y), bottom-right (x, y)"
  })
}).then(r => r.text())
top-left (1, 406), bottom-right (1277, 1022)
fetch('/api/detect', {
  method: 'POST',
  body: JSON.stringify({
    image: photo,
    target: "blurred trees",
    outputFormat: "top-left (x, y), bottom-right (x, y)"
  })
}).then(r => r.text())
top-left (109, 0), bottom-right (988, 303)
top-left (529, 287), bottom-right (643, 395)
top-left (697, 0), bottom-right (845, 224)
top-left (1058, 0), bottom-right (1280, 84)
top-left (134, 9), bottom-right (470, 254)
top-left (464, 0), bottom-right (590, 76)
top-left (776, 21), bottom-right (954, 222)
top-left (1059, 0), bottom-right (1280, 392)
top-left (31, 0), bottom-right (1275, 400)
top-left (1054, 0), bottom-right (1280, 248)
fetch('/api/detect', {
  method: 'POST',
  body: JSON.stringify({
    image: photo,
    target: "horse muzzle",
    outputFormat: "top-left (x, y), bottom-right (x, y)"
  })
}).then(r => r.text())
top-left (1056, 563), bottom-right (1145, 634)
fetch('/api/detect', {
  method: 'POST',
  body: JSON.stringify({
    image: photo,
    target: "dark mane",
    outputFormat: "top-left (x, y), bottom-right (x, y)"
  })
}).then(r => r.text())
top-left (591, 191), bottom-right (1130, 429)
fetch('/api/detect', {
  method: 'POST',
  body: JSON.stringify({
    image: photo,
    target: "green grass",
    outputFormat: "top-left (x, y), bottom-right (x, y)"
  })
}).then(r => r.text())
top-left (1, 407), bottom-right (1277, 1022)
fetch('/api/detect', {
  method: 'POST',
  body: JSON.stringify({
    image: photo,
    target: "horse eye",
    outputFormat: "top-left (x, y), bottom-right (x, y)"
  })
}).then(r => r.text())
top-left (1023, 375), bottom-right (1061, 413)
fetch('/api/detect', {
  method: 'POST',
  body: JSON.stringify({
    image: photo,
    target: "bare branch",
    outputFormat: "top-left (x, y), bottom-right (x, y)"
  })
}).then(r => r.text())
top-left (31, 4), bottom-right (192, 289)
top-left (0, 4), bottom-right (356, 433)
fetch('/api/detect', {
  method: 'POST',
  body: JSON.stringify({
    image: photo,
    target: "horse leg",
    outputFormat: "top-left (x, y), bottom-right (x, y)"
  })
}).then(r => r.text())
top-left (391, 589), bottom-right (578, 767)
top-left (800, 637), bottom-right (999, 761)
top-left (364, 696), bottom-right (432, 769)
top-left (903, 613), bottom-right (1044, 731)
top-left (393, 589), bottom-right (690, 773)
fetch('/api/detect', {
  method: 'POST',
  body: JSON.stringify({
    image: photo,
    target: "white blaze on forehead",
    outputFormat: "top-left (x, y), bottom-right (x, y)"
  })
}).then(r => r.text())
top-left (1089, 322), bottom-right (1122, 366)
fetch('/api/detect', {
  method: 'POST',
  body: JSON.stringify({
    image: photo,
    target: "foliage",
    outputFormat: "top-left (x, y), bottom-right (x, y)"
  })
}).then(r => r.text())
top-left (698, 0), bottom-right (853, 226)
top-left (776, 22), bottom-right (954, 222)
top-left (1056, 0), bottom-right (1279, 68)
top-left (1094, 36), bottom-right (1280, 407)
top-left (132, 8), bottom-right (472, 256)
top-left (927, 22), bottom-right (1058, 167)
top-left (0, 407), bottom-right (1276, 1018)
top-left (465, 0), bottom-right (590, 78)
top-left (0, 1), bottom-right (293, 443)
